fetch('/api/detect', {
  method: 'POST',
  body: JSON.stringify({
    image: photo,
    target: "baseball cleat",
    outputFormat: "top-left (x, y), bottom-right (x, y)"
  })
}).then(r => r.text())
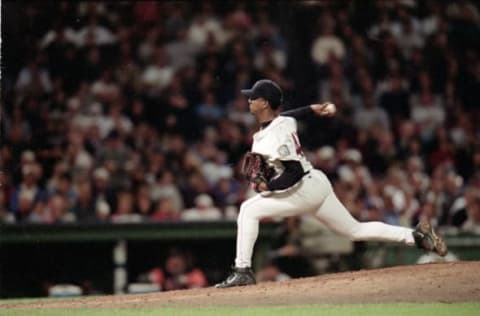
top-left (413, 220), bottom-right (448, 256)
top-left (215, 267), bottom-right (256, 288)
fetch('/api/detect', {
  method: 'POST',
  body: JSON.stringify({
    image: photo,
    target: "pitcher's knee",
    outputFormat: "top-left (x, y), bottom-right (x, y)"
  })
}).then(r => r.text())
top-left (340, 224), bottom-right (364, 241)
top-left (350, 224), bottom-right (372, 241)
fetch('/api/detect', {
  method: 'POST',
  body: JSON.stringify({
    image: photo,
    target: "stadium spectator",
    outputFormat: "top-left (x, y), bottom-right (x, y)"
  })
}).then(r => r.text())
top-left (0, 190), bottom-right (15, 224)
top-left (111, 191), bottom-right (142, 223)
top-left (75, 16), bottom-right (117, 47)
top-left (166, 26), bottom-right (201, 71)
top-left (71, 179), bottom-right (96, 222)
top-left (141, 46), bottom-right (174, 97)
top-left (52, 194), bottom-right (76, 223)
top-left (181, 193), bottom-right (222, 221)
top-left (151, 197), bottom-right (180, 222)
top-left (461, 193), bottom-right (480, 233)
top-left (376, 73), bottom-right (410, 123)
top-left (91, 167), bottom-right (115, 210)
top-left (187, 2), bottom-right (224, 49)
top-left (26, 200), bottom-right (48, 224)
top-left (134, 183), bottom-right (154, 219)
top-left (9, 164), bottom-right (45, 221)
top-left (139, 249), bottom-right (208, 291)
top-left (410, 72), bottom-right (445, 142)
top-left (256, 262), bottom-right (291, 283)
top-left (150, 170), bottom-right (184, 213)
top-left (15, 59), bottom-right (53, 97)
top-left (311, 11), bottom-right (346, 66)
top-left (353, 91), bottom-right (390, 131)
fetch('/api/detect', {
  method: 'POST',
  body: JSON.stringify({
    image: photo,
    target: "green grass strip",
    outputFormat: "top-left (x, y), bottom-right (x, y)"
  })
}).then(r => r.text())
top-left (1, 303), bottom-right (479, 316)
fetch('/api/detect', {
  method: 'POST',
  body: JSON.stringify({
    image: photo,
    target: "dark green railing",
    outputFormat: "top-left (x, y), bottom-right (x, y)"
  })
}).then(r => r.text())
top-left (0, 221), bottom-right (250, 243)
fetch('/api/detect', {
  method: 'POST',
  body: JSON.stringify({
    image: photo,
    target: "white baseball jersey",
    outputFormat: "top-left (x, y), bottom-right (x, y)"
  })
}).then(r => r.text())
top-left (251, 116), bottom-right (313, 179)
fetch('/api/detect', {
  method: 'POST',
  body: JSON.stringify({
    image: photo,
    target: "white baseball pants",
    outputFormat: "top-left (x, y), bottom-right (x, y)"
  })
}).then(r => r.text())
top-left (235, 169), bottom-right (415, 268)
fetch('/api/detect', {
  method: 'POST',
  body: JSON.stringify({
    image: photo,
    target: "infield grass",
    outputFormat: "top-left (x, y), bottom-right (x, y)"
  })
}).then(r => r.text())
top-left (1, 303), bottom-right (479, 316)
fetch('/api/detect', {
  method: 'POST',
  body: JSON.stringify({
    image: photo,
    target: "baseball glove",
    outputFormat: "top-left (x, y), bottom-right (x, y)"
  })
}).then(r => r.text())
top-left (241, 152), bottom-right (275, 191)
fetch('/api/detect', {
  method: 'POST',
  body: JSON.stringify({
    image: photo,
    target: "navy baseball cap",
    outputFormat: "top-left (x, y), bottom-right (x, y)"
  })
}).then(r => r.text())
top-left (241, 79), bottom-right (283, 108)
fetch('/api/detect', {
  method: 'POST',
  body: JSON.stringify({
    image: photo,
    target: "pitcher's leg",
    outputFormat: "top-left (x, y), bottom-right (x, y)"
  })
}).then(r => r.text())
top-left (235, 199), bottom-right (260, 268)
top-left (235, 194), bottom-right (315, 268)
top-left (315, 192), bottom-right (415, 245)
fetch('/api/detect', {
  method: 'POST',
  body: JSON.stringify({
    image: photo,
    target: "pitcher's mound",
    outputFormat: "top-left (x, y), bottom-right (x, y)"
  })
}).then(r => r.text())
top-left (5, 261), bottom-right (480, 310)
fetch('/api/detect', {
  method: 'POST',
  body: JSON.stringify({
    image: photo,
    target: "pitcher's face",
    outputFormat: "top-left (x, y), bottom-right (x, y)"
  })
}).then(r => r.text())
top-left (248, 97), bottom-right (268, 114)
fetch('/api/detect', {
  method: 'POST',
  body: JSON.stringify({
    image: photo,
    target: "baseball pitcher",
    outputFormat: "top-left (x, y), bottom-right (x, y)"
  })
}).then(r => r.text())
top-left (215, 79), bottom-right (447, 288)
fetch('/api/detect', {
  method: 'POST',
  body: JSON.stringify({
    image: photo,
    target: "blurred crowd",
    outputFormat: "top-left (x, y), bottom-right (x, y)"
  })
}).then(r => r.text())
top-left (1, 1), bottom-right (480, 234)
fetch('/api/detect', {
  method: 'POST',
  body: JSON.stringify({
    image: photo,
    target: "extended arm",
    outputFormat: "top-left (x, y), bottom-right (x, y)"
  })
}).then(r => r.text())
top-left (280, 103), bottom-right (336, 119)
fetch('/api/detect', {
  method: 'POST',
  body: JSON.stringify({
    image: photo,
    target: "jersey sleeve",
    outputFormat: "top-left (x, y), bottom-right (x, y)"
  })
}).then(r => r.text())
top-left (269, 117), bottom-right (301, 161)
top-left (280, 105), bottom-right (314, 119)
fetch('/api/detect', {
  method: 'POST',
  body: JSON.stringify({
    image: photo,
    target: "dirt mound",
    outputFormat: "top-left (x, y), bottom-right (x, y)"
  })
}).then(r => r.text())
top-left (5, 261), bottom-right (480, 310)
